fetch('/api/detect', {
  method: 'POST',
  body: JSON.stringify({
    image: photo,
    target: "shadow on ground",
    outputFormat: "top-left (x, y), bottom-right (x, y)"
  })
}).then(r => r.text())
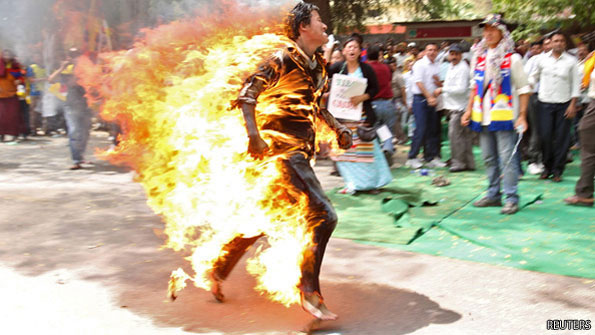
top-left (0, 186), bottom-right (460, 334)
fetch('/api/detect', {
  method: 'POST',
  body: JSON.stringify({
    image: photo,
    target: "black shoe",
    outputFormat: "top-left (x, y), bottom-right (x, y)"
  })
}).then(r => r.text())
top-left (449, 167), bottom-right (466, 173)
top-left (539, 172), bottom-right (550, 180)
top-left (473, 197), bottom-right (502, 207)
top-left (500, 202), bottom-right (519, 214)
top-left (552, 175), bottom-right (562, 183)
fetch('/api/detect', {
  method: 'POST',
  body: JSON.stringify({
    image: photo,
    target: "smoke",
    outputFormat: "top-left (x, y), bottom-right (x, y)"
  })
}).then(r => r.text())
top-left (0, 0), bottom-right (297, 64)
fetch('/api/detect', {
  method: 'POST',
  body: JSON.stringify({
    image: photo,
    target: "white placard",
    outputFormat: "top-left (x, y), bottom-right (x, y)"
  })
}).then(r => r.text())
top-left (376, 124), bottom-right (393, 142)
top-left (327, 73), bottom-right (367, 121)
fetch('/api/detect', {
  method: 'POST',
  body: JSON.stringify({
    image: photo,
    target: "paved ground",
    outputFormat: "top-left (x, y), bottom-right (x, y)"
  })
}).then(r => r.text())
top-left (0, 132), bottom-right (593, 335)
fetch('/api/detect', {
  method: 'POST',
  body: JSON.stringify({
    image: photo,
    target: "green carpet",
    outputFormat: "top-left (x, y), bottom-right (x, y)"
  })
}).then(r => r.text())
top-left (327, 146), bottom-right (595, 279)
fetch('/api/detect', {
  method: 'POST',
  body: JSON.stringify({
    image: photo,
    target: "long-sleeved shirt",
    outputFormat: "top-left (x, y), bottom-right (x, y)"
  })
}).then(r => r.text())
top-left (529, 51), bottom-right (580, 104)
top-left (470, 50), bottom-right (531, 125)
top-left (235, 41), bottom-right (346, 157)
top-left (411, 56), bottom-right (440, 95)
top-left (442, 60), bottom-right (470, 111)
top-left (367, 60), bottom-right (393, 99)
top-left (523, 53), bottom-right (542, 93)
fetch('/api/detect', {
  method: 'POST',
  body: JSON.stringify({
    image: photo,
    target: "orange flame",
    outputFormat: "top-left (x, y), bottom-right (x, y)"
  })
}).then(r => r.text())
top-left (76, 1), bottom-right (339, 306)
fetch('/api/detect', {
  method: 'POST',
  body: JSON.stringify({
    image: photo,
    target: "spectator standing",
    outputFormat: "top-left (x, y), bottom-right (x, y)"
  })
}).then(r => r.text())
top-left (406, 42), bottom-right (446, 169)
top-left (26, 56), bottom-right (46, 136)
top-left (388, 58), bottom-right (409, 144)
top-left (461, 14), bottom-right (531, 215)
top-left (564, 49), bottom-right (595, 207)
top-left (329, 37), bottom-right (392, 194)
top-left (392, 42), bottom-right (408, 68)
top-left (402, 58), bottom-right (415, 139)
top-left (0, 50), bottom-right (23, 143)
top-left (529, 33), bottom-right (580, 182)
top-left (571, 43), bottom-right (592, 149)
top-left (523, 40), bottom-right (544, 175)
top-left (49, 48), bottom-right (92, 170)
top-left (367, 45), bottom-right (398, 165)
top-left (434, 44), bottom-right (475, 172)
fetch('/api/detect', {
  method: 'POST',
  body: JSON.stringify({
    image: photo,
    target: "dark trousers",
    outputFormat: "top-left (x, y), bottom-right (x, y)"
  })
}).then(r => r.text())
top-left (538, 101), bottom-right (571, 177)
top-left (408, 94), bottom-right (440, 161)
top-left (575, 100), bottom-right (595, 198)
top-left (524, 94), bottom-right (542, 163)
top-left (211, 153), bottom-right (338, 295)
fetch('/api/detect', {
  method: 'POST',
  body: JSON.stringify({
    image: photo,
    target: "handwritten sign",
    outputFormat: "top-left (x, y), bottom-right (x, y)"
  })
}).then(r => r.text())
top-left (328, 73), bottom-right (367, 121)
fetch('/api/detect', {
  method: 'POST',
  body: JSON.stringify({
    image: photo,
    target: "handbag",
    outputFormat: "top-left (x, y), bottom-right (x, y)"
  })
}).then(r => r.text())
top-left (356, 125), bottom-right (378, 142)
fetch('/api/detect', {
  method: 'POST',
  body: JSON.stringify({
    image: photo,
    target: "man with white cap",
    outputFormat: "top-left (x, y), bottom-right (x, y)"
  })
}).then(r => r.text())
top-left (461, 14), bottom-right (531, 214)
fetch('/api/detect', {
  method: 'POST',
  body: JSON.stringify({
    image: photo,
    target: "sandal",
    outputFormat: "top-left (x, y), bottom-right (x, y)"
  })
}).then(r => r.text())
top-left (563, 195), bottom-right (593, 207)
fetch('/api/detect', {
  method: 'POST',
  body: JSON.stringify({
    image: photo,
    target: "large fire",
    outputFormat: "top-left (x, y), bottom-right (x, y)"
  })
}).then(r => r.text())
top-left (76, 2), bottom-right (339, 306)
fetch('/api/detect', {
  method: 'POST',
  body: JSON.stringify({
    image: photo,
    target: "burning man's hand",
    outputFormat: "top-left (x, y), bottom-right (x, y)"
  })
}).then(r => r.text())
top-left (247, 135), bottom-right (269, 160)
top-left (337, 128), bottom-right (353, 150)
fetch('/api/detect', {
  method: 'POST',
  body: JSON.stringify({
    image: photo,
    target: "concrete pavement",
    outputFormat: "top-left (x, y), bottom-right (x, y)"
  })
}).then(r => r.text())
top-left (0, 132), bottom-right (593, 334)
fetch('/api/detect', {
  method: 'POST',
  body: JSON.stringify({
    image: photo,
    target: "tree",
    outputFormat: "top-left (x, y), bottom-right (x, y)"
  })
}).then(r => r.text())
top-left (493, 0), bottom-right (595, 39)
top-left (309, 0), bottom-right (476, 35)
top-left (398, 0), bottom-right (475, 20)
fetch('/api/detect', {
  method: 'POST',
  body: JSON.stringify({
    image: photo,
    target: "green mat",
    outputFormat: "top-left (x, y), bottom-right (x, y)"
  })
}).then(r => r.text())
top-left (327, 146), bottom-right (595, 279)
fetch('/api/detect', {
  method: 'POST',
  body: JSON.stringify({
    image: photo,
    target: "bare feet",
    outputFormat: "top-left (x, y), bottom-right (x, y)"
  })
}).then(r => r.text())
top-left (208, 270), bottom-right (225, 302)
top-left (300, 292), bottom-right (337, 321)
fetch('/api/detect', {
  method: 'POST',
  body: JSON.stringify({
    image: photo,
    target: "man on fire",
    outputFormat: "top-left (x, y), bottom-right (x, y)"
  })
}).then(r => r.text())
top-left (210, 2), bottom-right (352, 321)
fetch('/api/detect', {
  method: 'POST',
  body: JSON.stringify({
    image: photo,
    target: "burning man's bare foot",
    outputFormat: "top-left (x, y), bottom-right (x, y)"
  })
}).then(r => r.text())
top-left (300, 292), bottom-right (338, 321)
top-left (208, 270), bottom-right (225, 303)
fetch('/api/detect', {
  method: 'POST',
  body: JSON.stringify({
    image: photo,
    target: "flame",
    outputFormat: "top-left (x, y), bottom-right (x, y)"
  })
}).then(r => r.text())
top-left (76, 1), bottom-right (339, 306)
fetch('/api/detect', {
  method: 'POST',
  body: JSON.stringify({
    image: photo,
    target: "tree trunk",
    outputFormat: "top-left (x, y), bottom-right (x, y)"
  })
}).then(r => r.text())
top-left (308, 0), bottom-right (333, 33)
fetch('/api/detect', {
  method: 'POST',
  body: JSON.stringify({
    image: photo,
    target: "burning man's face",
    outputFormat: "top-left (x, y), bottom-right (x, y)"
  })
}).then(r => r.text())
top-left (301, 10), bottom-right (328, 47)
top-left (342, 40), bottom-right (361, 63)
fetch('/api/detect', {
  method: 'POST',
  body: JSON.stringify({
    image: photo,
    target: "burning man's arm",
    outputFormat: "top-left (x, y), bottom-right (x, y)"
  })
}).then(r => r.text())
top-left (241, 102), bottom-right (269, 159)
top-left (318, 108), bottom-right (352, 150)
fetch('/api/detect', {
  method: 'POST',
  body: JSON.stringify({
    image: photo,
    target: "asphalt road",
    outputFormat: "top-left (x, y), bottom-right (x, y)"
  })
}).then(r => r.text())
top-left (0, 132), bottom-right (593, 335)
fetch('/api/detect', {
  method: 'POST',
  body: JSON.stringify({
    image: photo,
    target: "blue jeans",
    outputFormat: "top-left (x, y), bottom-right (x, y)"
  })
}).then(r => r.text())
top-left (408, 94), bottom-right (439, 161)
top-left (372, 99), bottom-right (397, 153)
top-left (64, 105), bottom-right (92, 164)
top-left (480, 127), bottom-right (519, 204)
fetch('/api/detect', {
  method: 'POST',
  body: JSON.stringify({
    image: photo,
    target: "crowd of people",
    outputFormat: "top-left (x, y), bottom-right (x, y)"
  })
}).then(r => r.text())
top-left (1, 11), bottom-right (594, 211)
top-left (320, 15), bottom-right (595, 213)
top-left (0, 47), bottom-right (119, 170)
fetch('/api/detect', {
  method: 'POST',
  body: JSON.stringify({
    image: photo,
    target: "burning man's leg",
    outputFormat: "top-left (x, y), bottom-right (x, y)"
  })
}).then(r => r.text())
top-left (283, 153), bottom-right (338, 320)
top-left (209, 234), bottom-right (262, 302)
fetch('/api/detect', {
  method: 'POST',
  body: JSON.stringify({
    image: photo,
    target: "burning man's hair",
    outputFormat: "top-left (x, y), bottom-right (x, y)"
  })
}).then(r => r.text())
top-left (285, 2), bottom-right (320, 41)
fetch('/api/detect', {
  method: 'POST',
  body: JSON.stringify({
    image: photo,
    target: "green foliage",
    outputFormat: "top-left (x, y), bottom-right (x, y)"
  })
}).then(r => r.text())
top-left (329, 0), bottom-right (387, 33)
top-left (399, 0), bottom-right (476, 20)
top-left (493, 0), bottom-right (595, 39)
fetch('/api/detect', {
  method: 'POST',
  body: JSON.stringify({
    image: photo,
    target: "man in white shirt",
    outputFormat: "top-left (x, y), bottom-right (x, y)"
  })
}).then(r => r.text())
top-left (529, 32), bottom-right (580, 182)
top-left (434, 44), bottom-right (474, 172)
top-left (462, 14), bottom-right (531, 215)
top-left (564, 60), bottom-right (595, 207)
top-left (406, 42), bottom-right (446, 169)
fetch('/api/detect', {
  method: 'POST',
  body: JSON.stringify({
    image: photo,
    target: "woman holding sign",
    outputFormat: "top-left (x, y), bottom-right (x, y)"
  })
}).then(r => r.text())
top-left (327, 36), bottom-right (393, 194)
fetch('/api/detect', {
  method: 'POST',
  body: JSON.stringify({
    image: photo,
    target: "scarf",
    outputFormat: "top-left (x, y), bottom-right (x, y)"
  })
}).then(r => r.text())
top-left (471, 28), bottom-right (515, 93)
top-left (470, 52), bottom-right (514, 132)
